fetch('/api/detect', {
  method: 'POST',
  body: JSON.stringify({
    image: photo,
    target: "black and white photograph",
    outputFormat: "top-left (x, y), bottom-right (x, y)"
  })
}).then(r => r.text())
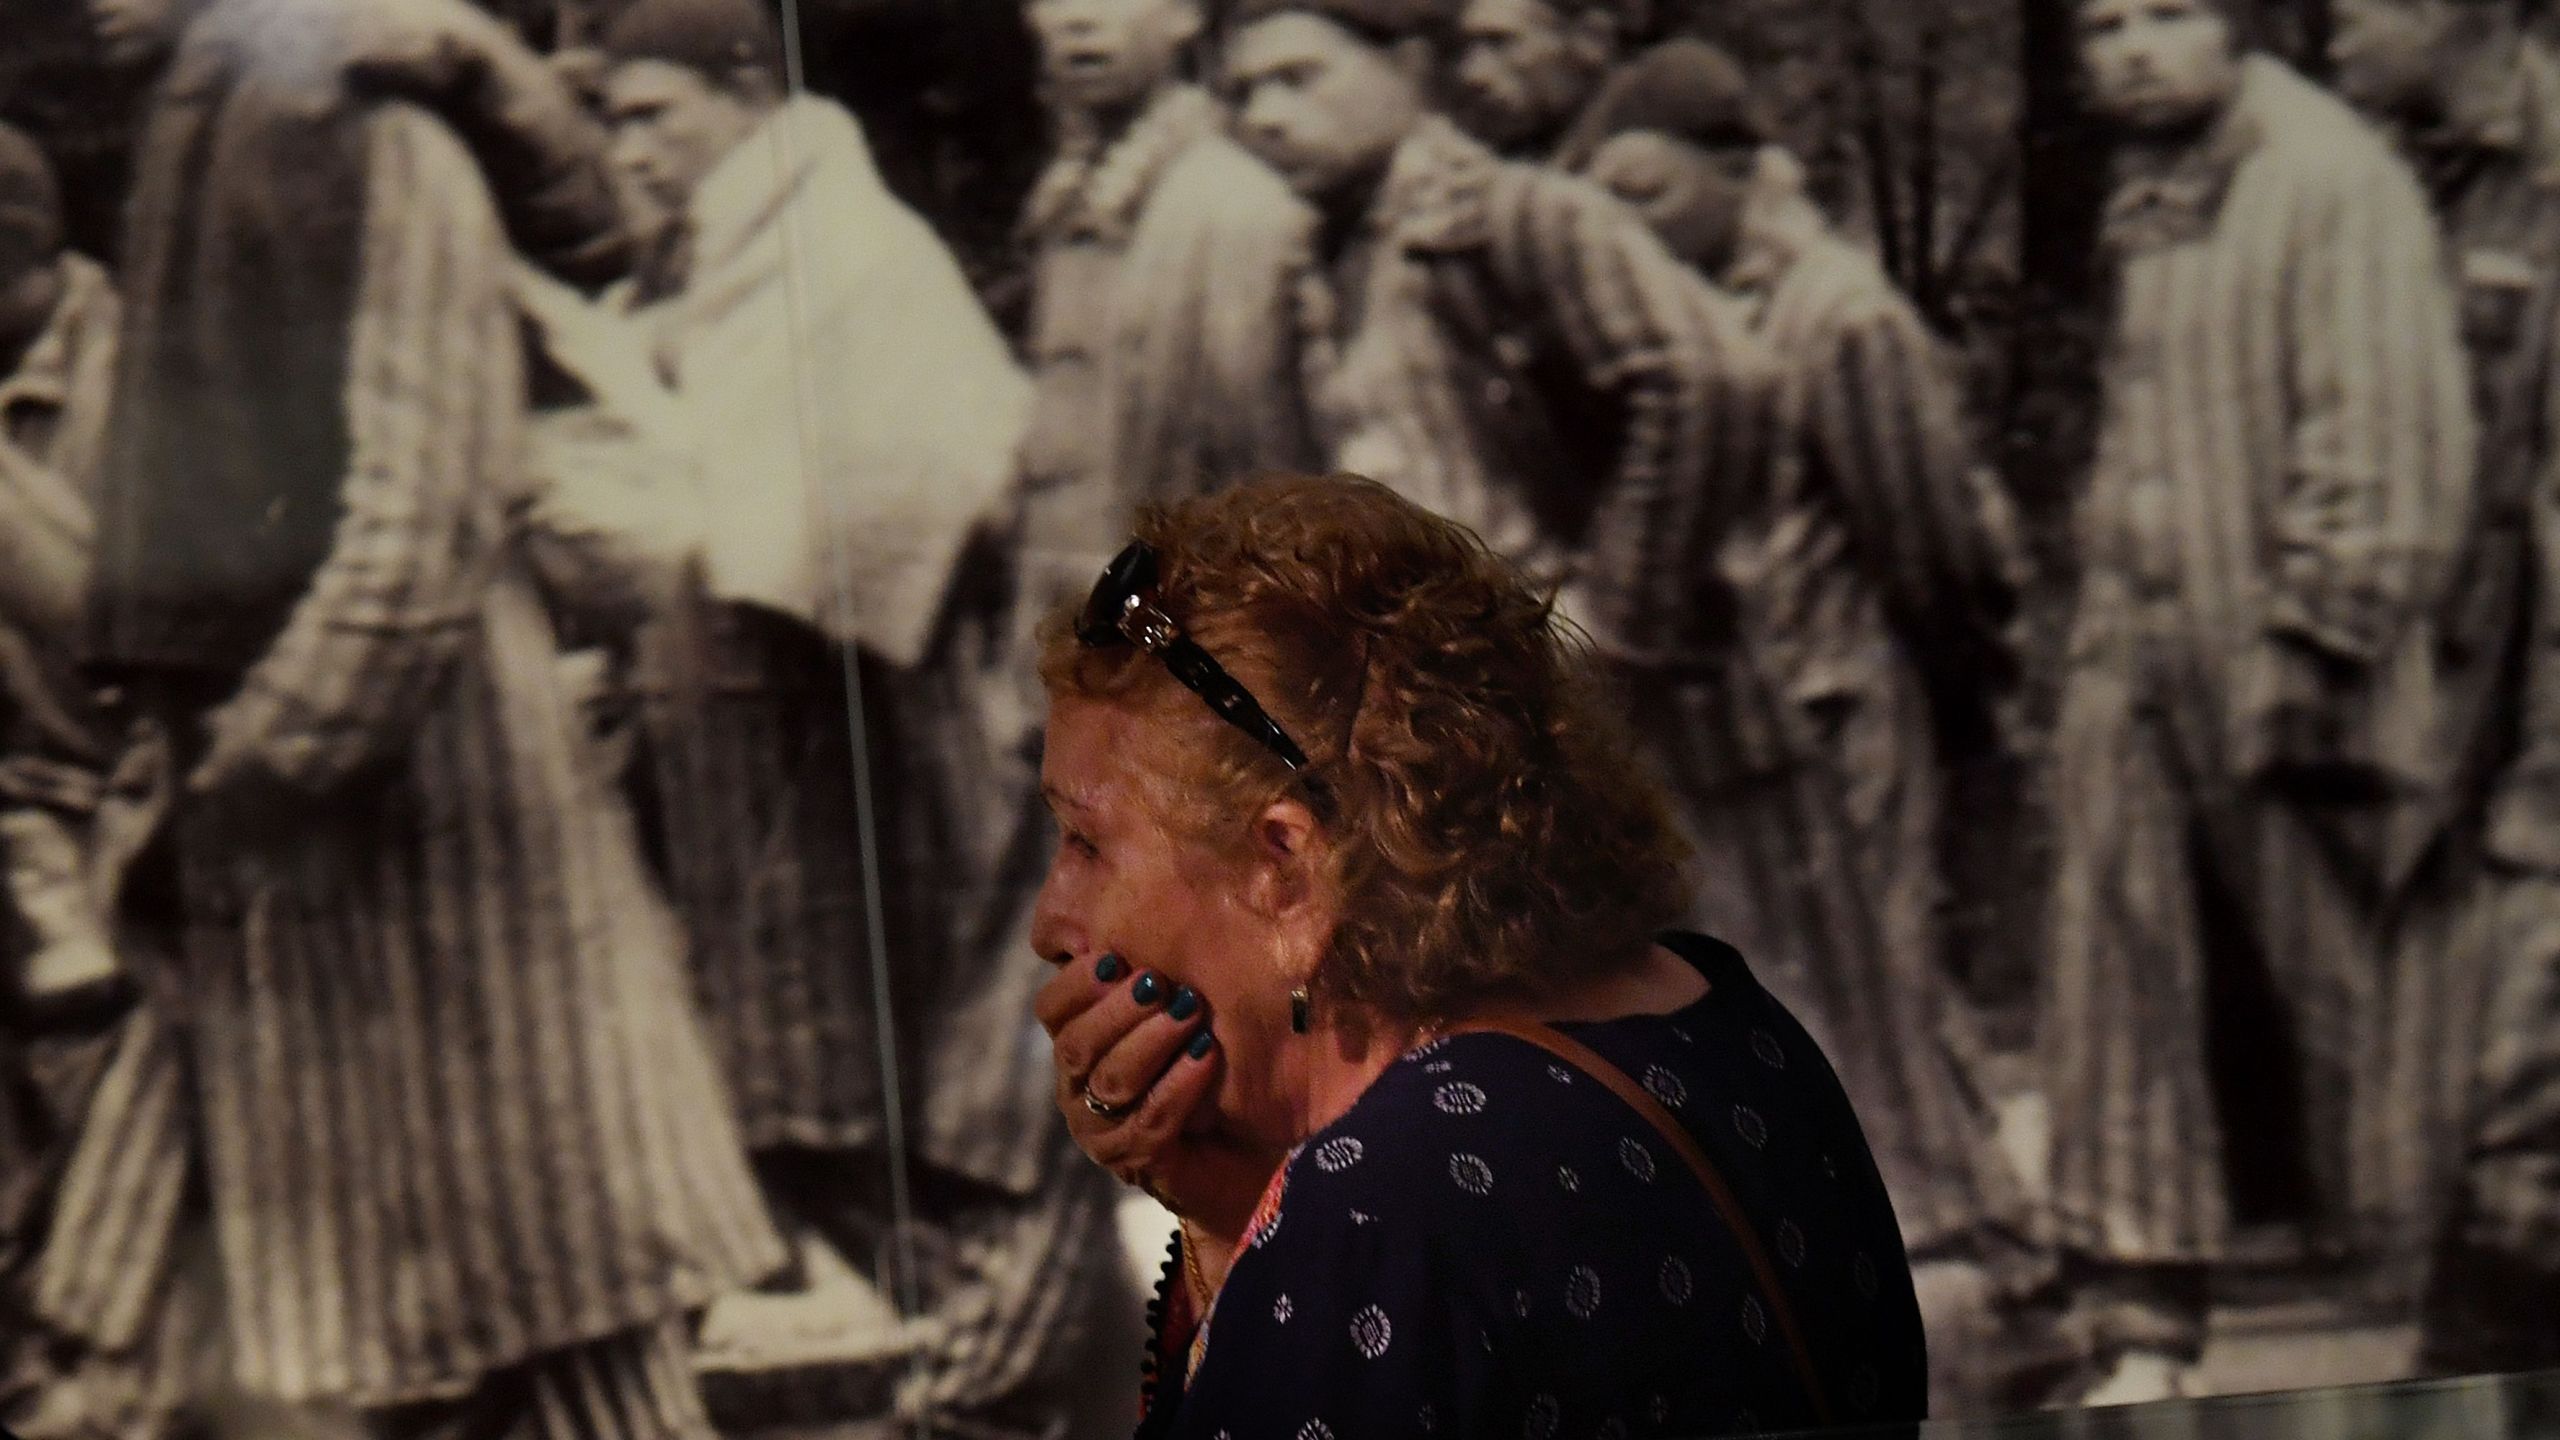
top-left (2, 0), bottom-right (2558, 1436)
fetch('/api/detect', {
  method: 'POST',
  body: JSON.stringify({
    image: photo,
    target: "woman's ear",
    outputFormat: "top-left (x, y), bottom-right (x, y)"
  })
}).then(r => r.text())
top-left (1246, 795), bottom-right (1326, 920)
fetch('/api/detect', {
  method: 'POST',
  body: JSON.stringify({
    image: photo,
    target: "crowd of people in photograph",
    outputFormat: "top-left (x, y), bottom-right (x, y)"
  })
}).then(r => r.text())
top-left (0, 0), bottom-right (2557, 1434)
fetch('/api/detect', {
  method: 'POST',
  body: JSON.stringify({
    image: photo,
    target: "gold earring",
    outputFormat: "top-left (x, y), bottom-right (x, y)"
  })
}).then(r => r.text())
top-left (1290, 987), bottom-right (1311, 1035)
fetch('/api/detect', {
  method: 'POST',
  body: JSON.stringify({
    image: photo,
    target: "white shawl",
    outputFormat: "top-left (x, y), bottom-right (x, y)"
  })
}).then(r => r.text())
top-left (641, 96), bottom-right (1029, 666)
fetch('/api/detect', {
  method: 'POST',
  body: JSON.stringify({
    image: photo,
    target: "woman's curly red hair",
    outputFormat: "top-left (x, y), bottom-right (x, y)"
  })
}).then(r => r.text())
top-left (1040, 474), bottom-right (1692, 1028)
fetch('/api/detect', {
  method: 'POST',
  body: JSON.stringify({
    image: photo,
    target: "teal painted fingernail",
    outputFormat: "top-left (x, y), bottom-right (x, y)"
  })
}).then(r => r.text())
top-left (1168, 987), bottom-right (1201, 1021)
top-left (1131, 972), bottom-right (1163, 1007)
top-left (1094, 953), bottom-right (1123, 983)
top-left (1188, 1029), bottom-right (1216, 1060)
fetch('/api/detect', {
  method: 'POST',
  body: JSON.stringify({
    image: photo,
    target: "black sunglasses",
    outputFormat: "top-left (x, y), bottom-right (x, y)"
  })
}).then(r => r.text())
top-left (1077, 541), bottom-right (1314, 774)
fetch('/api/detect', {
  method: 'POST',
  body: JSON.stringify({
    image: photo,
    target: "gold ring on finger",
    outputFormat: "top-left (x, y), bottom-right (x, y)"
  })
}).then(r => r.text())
top-left (1081, 1082), bottom-right (1135, 1120)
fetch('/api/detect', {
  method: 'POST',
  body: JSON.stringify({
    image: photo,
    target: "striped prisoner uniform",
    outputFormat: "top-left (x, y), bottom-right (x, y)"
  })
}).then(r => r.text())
top-left (0, 250), bottom-right (124, 1301)
top-left (53, 5), bottom-right (784, 1426)
top-left (2399, 35), bottom-right (2560, 1374)
top-left (1690, 230), bottom-right (2035, 1268)
top-left (2043, 57), bottom-right (2475, 1332)
top-left (1295, 117), bottom-right (2020, 1261)
top-left (1296, 116), bottom-right (1769, 655)
top-left (628, 605), bottom-right (909, 1158)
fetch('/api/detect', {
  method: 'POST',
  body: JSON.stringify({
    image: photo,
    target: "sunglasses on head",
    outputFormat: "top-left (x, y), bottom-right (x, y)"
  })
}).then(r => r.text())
top-left (1077, 540), bottom-right (1314, 774)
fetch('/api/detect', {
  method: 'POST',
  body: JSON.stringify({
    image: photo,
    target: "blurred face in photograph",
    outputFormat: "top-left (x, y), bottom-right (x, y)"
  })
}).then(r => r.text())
top-left (1580, 130), bottom-right (1759, 275)
top-left (1227, 13), bottom-right (1431, 204)
top-left (603, 59), bottom-right (768, 215)
top-left (85, 0), bottom-right (187, 67)
top-left (1451, 0), bottom-right (1613, 151)
top-left (0, 236), bottom-right (62, 361)
top-left (2076, 0), bottom-right (2244, 135)
top-left (2329, 0), bottom-right (2462, 121)
top-left (1027, 0), bottom-right (1204, 116)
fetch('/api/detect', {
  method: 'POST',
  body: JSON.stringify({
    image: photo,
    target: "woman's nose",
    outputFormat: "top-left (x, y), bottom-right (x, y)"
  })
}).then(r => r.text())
top-left (1027, 871), bottom-right (1081, 966)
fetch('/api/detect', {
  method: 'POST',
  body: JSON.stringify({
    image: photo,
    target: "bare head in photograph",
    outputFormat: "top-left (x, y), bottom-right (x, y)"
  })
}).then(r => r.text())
top-left (599, 0), bottom-right (786, 214)
top-left (1224, 1), bottom-right (1442, 205)
top-left (2074, 0), bottom-right (2247, 137)
top-left (1025, 0), bottom-right (1205, 120)
top-left (0, 123), bottom-right (65, 364)
top-left (85, 0), bottom-right (196, 68)
top-left (1448, 0), bottom-right (1628, 154)
top-left (2329, 0), bottom-right (2525, 124)
top-left (1568, 38), bottom-right (1765, 274)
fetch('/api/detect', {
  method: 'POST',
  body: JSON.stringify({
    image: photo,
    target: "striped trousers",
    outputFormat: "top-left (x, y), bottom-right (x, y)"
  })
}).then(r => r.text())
top-left (25, 1303), bottom-right (715, 1440)
top-left (18, 1007), bottom-right (723, 1440)
top-left (1626, 667), bottom-right (2033, 1271)
top-left (2042, 643), bottom-right (2419, 1297)
top-left (2420, 869), bottom-right (2560, 1371)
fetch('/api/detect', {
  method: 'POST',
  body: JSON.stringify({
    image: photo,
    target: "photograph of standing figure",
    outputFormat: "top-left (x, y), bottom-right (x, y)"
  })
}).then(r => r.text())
top-left (1, 0), bottom-right (2557, 1435)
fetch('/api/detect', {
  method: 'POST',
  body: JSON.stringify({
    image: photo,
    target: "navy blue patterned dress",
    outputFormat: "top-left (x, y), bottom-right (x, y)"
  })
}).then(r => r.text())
top-left (1138, 933), bottom-right (1926, 1439)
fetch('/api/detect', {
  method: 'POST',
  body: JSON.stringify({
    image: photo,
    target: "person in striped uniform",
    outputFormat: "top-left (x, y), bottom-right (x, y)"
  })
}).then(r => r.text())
top-left (0, 118), bottom-right (126, 1422)
top-left (51, 0), bottom-right (788, 1436)
top-left (1567, 39), bottom-right (2050, 1413)
top-left (0, 119), bottom-right (126, 1019)
top-left (1221, 0), bottom-right (1773, 650)
top-left (594, 2), bottom-right (1142, 1431)
top-left (2045, 0), bottom-right (2476, 1401)
top-left (2331, 0), bottom-right (2560, 1374)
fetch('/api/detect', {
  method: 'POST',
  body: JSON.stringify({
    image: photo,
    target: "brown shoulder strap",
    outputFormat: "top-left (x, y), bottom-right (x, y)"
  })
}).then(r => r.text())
top-left (1447, 1015), bottom-right (1836, 1428)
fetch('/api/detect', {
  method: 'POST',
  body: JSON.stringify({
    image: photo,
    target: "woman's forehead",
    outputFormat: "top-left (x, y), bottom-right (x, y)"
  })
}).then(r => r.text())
top-left (1042, 696), bottom-right (1158, 806)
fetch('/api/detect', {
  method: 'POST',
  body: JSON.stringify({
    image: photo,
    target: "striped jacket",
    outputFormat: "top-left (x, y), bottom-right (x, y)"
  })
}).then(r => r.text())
top-left (1736, 230), bottom-right (2027, 775)
top-left (2411, 38), bottom-right (2560, 873)
top-left (44, 100), bottom-right (782, 1408)
top-left (1300, 117), bottom-right (1779, 678)
top-left (0, 252), bottom-right (121, 784)
top-left (2078, 57), bottom-right (2475, 890)
top-left (1015, 84), bottom-right (1320, 588)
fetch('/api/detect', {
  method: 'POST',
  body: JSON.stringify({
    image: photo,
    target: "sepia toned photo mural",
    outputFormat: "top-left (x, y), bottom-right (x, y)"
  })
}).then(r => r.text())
top-left (2, 0), bottom-right (2557, 1435)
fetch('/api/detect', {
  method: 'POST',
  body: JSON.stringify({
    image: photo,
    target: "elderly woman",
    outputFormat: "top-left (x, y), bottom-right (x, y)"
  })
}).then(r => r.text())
top-left (1033, 476), bottom-right (1925, 1437)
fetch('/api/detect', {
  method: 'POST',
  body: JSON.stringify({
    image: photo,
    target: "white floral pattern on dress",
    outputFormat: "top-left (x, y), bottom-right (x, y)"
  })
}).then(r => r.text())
top-left (1619, 1136), bottom-right (1656, 1182)
top-left (1751, 1028), bottom-right (1787, 1069)
top-left (1658, 1255), bottom-right (1694, 1306)
top-left (1296, 1422), bottom-right (1333, 1440)
top-left (1274, 1293), bottom-right (1295, 1323)
top-left (1777, 1219), bottom-right (1807, 1267)
top-left (1351, 1305), bottom-right (1393, 1359)
top-left (1450, 1152), bottom-right (1495, 1195)
top-left (1733, 1103), bottom-right (1770, 1149)
top-left (1418, 1405), bottom-right (1438, 1432)
top-left (1524, 1392), bottom-right (1562, 1439)
top-left (1547, 1063), bottom-right (1575, 1085)
top-left (1741, 1294), bottom-right (1768, 1344)
top-left (1642, 1064), bottom-right (1687, 1109)
top-left (1514, 1288), bottom-right (1533, 1318)
top-left (1434, 1081), bottom-right (1489, 1115)
top-left (1557, 1164), bottom-right (1582, 1193)
top-left (1313, 1136), bottom-right (1366, 1173)
top-left (1566, 1265), bottom-right (1602, 1319)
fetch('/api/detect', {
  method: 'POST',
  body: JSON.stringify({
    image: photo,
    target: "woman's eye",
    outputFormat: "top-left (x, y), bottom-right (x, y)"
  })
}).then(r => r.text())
top-left (1063, 830), bottom-right (1100, 859)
